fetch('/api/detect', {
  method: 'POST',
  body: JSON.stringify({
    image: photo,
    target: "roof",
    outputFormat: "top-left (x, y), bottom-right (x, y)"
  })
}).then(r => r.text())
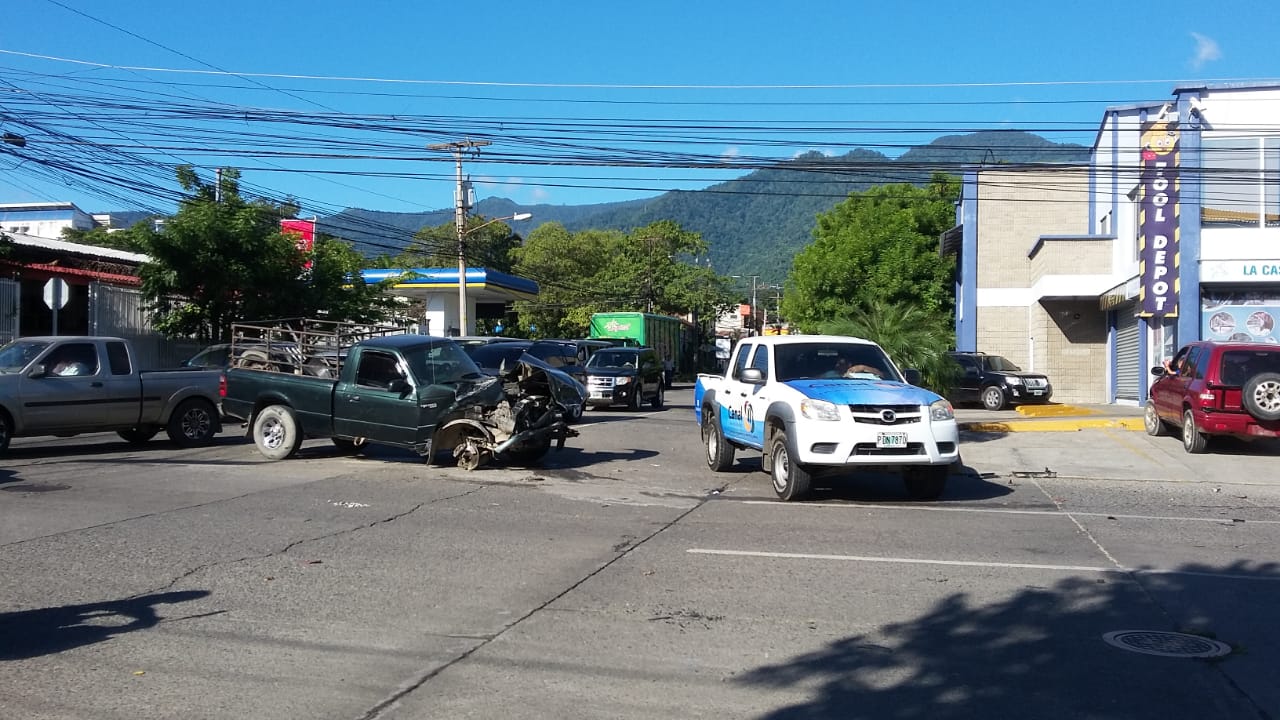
top-left (3, 231), bottom-right (149, 263)
top-left (360, 334), bottom-right (451, 350)
top-left (738, 334), bottom-right (878, 347)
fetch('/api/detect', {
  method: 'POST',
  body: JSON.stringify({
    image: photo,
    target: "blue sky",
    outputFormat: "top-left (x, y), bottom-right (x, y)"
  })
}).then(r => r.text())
top-left (3, 0), bottom-right (1279, 217)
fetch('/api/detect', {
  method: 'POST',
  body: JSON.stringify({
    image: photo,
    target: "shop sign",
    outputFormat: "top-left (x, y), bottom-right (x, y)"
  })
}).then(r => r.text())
top-left (1137, 119), bottom-right (1180, 318)
top-left (1202, 291), bottom-right (1279, 343)
top-left (1202, 260), bottom-right (1280, 283)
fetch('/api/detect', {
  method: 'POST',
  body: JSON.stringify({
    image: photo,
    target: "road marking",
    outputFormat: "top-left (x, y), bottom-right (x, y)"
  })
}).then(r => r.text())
top-left (686, 548), bottom-right (1280, 582)
top-left (738, 500), bottom-right (1280, 525)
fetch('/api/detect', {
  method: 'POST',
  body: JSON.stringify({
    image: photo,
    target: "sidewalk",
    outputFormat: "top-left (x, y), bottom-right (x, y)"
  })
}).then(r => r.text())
top-left (956, 402), bottom-right (1145, 433)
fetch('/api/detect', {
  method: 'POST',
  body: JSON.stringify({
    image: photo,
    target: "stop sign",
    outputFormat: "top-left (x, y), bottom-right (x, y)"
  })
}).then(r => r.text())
top-left (43, 278), bottom-right (70, 309)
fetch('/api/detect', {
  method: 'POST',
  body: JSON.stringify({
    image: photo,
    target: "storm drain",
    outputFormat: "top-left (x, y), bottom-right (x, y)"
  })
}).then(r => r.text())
top-left (1102, 630), bottom-right (1232, 658)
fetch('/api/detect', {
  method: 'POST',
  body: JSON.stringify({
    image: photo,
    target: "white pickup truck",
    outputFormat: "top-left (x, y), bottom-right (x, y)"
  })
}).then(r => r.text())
top-left (0, 336), bottom-right (223, 455)
top-left (694, 334), bottom-right (959, 501)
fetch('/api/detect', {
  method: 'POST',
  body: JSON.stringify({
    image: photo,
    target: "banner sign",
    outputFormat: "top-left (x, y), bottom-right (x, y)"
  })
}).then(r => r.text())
top-left (1137, 120), bottom-right (1180, 317)
top-left (280, 218), bottom-right (316, 270)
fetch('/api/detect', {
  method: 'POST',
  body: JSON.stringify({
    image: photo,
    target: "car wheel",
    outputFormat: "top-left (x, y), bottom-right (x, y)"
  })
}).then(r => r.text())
top-left (1241, 372), bottom-right (1280, 422)
top-left (628, 387), bottom-right (642, 411)
top-left (769, 434), bottom-right (812, 501)
top-left (703, 412), bottom-right (734, 472)
top-left (1182, 408), bottom-right (1209, 454)
top-left (117, 425), bottom-right (161, 444)
top-left (252, 404), bottom-right (303, 461)
top-left (166, 398), bottom-right (218, 447)
top-left (0, 410), bottom-right (12, 455)
top-left (650, 384), bottom-right (665, 409)
top-left (904, 465), bottom-right (948, 500)
top-left (1143, 401), bottom-right (1170, 437)
top-left (981, 386), bottom-right (1007, 411)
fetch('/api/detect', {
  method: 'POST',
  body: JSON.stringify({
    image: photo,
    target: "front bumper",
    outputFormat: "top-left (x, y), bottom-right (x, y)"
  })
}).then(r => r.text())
top-left (1008, 382), bottom-right (1053, 403)
top-left (792, 417), bottom-right (960, 467)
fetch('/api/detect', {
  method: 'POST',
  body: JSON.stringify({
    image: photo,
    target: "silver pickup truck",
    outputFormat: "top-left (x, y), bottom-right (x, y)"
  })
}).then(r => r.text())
top-left (0, 336), bottom-right (223, 455)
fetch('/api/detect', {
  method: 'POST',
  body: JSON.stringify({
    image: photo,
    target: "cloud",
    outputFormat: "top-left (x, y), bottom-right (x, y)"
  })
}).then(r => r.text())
top-left (1190, 32), bottom-right (1221, 69)
top-left (722, 146), bottom-right (741, 159)
top-left (531, 187), bottom-right (550, 202)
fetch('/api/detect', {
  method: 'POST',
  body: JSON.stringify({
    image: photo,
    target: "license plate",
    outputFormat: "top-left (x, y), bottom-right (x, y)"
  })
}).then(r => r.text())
top-left (876, 432), bottom-right (907, 449)
top-left (1029, 389), bottom-right (1044, 395)
top-left (590, 391), bottom-right (607, 399)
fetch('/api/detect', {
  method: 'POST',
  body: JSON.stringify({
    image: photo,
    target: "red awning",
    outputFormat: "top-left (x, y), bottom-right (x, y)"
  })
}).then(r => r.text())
top-left (1, 260), bottom-right (141, 286)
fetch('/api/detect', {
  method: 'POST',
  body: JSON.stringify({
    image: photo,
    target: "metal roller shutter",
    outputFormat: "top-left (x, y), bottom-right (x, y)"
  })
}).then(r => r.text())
top-left (1115, 304), bottom-right (1140, 400)
top-left (0, 279), bottom-right (18, 343)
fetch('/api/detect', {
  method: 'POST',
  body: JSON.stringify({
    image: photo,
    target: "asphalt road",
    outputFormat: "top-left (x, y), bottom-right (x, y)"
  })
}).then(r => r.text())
top-left (2, 389), bottom-right (1279, 719)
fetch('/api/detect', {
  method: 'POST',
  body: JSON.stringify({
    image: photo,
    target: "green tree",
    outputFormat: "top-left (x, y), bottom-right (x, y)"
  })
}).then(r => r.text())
top-left (782, 175), bottom-right (959, 329)
top-left (816, 299), bottom-right (960, 394)
top-left (397, 216), bottom-right (522, 273)
top-left (61, 223), bottom-right (151, 253)
top-left (138, 166), bottom-right (398, 342)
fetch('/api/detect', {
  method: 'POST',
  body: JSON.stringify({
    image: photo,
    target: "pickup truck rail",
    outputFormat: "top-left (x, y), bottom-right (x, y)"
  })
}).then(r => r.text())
top-left (229, 318), bottom-right (408, 376)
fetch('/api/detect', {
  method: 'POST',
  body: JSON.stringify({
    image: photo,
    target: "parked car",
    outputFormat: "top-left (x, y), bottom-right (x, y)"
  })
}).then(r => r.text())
top-left (1146, 341), bottom-right (1280, 453)
top-left (460, 340), bottom-right (586, 421)
top-left (525, 339), bottom-right (611, 385)
top-left (0, 336), bottom-right (223, 454)
top-left (947, 351), bottom-right (1053, 410)
top-left (582, 346), bottom-right (665, 410)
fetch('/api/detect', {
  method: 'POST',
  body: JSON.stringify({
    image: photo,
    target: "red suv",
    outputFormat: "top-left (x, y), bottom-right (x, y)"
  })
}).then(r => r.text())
top-left (1146, 341), bottom-right (1280, 453)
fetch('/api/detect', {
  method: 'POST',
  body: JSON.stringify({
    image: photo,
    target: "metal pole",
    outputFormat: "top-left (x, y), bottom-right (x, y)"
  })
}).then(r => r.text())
top-left (429, 140), bottom-right (490, 336)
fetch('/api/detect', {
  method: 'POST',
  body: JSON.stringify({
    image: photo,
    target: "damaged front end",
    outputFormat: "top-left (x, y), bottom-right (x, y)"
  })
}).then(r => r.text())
top-left (434, 355), bottom-right (580, 470)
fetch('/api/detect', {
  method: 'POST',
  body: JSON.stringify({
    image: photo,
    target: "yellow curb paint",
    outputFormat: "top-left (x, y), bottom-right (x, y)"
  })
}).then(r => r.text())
top-left (1016, 404), bottom-right (1099, 417)
top-left (961, 417), bottom-right (1145, 433)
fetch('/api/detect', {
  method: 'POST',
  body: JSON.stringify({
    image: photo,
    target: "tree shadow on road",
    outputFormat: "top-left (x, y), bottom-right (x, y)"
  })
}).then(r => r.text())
top-left (735, 560), bottom-right (1280, 719)
top-left (0, 590), bottom-right (213, 661)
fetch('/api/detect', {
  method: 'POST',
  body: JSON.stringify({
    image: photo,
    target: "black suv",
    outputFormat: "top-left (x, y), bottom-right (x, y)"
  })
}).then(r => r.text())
top-left (947, 351), bottom-right (1053, 410)
top-left (583, 347), bottom-right (665, 410)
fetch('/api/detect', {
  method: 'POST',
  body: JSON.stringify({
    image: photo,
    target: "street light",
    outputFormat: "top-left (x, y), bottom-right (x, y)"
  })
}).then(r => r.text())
top-left (457, 212), bottom-right (532, 335)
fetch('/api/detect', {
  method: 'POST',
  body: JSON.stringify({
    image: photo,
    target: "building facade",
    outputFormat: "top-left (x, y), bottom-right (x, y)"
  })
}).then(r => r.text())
top-left (946, 83), bottom-right (1280, 405)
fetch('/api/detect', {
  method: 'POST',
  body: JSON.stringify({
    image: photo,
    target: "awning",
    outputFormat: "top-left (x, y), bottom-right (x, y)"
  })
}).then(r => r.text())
top-left (939, 225), bottom-right (963, 257)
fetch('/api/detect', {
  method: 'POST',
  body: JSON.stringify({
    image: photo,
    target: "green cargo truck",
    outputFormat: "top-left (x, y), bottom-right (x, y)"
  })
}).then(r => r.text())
top-left (588, 312), bottom-right (687, 388)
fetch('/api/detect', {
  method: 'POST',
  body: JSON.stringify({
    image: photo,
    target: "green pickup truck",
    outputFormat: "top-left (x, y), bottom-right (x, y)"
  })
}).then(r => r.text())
top-left (222, 332), bottom-right (576, 468)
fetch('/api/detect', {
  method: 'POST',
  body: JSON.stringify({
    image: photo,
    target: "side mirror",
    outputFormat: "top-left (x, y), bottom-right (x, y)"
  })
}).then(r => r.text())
top-left (902, 368), bottom-right (922, 386)
top-left (1150, 366), bottom-right (1167, 377)
top-left (28, 363), bottom-right (48, 379)
top-left (388, 378), bottom-right (411, 394)
top-left (740, 367), bottom-right (766, 384)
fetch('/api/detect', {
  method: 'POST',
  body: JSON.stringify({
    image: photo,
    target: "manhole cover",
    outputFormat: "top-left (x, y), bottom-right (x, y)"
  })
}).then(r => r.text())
top-left (1103, 630), bottom-right (1232, 658)
top-left (0, 483), bottom-right (70, 493)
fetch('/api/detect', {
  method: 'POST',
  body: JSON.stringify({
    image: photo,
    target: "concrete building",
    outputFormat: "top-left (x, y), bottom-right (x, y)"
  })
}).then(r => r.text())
top-left (0, 202), bottom-right (97, 239)
top-left (357, 267), bottom-right (539, 337)
top-left (945, 82), bottom-right (1280, 405)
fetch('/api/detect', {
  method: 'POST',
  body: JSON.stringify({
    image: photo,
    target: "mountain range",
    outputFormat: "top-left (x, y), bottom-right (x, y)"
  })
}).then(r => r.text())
top-left (121, 130), bottom-right (1089, 285)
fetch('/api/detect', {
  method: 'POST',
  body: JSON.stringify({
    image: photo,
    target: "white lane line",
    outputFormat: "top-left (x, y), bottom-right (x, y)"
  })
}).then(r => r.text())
top-left (686, 548), bottom-right (1280, 582)
top-left (738, 500), bottom-right (1280, 525)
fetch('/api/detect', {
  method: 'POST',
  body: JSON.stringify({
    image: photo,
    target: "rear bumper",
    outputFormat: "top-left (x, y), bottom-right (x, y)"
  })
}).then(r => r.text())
top-left (1194, 410), bottom-right (1280, 438)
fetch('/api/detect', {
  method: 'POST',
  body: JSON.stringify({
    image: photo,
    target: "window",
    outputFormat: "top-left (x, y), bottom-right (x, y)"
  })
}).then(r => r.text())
top-left (1202, 137), bottom-right (1278, 228)
top-left (106, 342), bottom-right (132, 375)
top-left (748, 345), bottom-right (769, 378)
top-left (731, 343), bottom-right (752, 381)
top-left (43, 343), bottom-right (100, 377)
top-left (354, 351), bottom-right (404, 389)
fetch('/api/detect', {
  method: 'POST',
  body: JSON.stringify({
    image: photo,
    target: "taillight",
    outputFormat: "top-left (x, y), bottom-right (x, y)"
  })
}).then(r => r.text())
top-left (219, 373), bottom-right (227, 398)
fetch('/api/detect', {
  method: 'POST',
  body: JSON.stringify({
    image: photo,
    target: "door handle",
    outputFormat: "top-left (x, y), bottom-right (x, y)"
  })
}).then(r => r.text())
top-left (349, 396), bottom-right (360, 402)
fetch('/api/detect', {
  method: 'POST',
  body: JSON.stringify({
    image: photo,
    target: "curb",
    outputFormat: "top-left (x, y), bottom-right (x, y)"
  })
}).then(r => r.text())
top-left (959, 417), bottom-right (1145, 433)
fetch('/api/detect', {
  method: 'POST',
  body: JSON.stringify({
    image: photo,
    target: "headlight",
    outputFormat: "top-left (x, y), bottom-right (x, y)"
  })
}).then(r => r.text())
top-left (930, 399), bottom-right (955, 421)
top-left (1005, 376), bottom-right (1023, 386)
top-left (800, 398), bottom-right (840, 421)
top-left (614, 376), bottom-right (632, 386)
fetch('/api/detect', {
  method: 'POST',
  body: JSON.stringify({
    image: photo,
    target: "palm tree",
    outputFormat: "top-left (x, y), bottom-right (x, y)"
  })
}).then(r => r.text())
top-left (816, 298), bottom-right (959, 394)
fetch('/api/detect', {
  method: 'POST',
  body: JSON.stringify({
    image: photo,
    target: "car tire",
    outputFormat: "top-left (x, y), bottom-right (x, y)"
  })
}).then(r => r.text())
top-left (1241, 372), bottom-right (1280, 422)
top-left (1143, 401), bottom-right (1170, 437)
top-left (650, 384), bottom-right (665, 409)
top-left (117, 425), bottom-right (160, 444)
top-left (0, 410), bottom-right (12, 455)
top-left (904, 465), bottom-right (948, 500)
top-left (252, 404), bottom-right (303, 461)
top-left (628, 387), bottom-right (642, 411)
top-left (166, 398), bottom-right (218, 447)
top-left (1182, 408), bottom-right (1209, 454)
top-left (981, 386), bottom-right (1007, 411)
top-left (703, 412), bottom-right (734, 472)
top-left (769, 434), bottom-right (812, 501)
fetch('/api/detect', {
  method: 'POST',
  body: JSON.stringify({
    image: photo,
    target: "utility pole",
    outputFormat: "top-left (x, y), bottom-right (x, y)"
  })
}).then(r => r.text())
top-left (215, 167), bottom-right (223, 203)
top-left (428, 139), bottom-right (490, 336)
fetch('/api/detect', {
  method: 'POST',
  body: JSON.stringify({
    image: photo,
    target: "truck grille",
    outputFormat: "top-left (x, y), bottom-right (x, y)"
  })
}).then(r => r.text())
top-left (849, 404), bottom-right (922, 426)
top-left (851, 442), bottom-right (926, 456)
top-left (588, 376), bottom-right (616, 390)
top-left (1024, 377), bottom-right (1048, 389)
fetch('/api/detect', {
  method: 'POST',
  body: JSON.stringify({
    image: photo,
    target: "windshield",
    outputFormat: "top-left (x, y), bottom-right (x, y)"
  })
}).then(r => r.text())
top-left (772, 342), bottom-right (900, 382)
top-left (527, 342), bottom-right (576, 368)
top-left (982, 356), bottom-right (1022, 372)
top-left (0, 340), bottom-right (51, 373)
top-left (468, 343), bottom-right (532, 371)
top-left (402, 341), bottom-right (484, 385)
top-left (586, 350), bottom-right (640, 368)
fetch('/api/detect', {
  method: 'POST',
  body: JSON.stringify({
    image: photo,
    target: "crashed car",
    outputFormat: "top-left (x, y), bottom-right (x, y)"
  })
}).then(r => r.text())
top-left (221, 326), bottom-right (578, 469)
